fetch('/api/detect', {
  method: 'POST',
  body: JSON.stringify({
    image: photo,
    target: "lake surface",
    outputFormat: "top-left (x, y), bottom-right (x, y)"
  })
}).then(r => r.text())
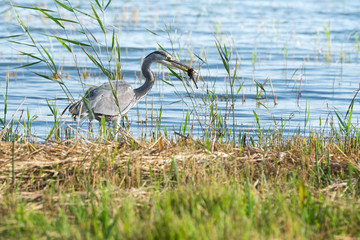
top-left (0, 0), bottom-right (359, 140)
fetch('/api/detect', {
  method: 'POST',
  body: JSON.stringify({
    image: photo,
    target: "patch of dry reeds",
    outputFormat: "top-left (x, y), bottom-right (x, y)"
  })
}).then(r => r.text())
top-left (0, 135), bottom-right (356, 197)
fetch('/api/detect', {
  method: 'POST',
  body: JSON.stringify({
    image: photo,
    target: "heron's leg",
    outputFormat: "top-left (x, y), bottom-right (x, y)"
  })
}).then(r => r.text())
top-left (114, 117), bottom-right (120, 140)
top-left (88, 121), bottom-right (93, 139)
top-left (89, 121), bottom-right (93, 132)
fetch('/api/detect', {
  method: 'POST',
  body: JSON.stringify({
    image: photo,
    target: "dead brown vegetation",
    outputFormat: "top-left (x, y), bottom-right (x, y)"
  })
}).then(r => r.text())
top-left (0, 136), bottom-right (356, 196)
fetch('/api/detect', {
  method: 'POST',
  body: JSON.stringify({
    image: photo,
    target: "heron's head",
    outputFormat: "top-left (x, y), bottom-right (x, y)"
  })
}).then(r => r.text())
top-left (146, 50), bottom-right (198, 88)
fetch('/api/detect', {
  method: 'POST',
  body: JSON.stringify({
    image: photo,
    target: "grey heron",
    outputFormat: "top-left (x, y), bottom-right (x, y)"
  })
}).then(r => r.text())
top-left (67, 50), bottom-right (197, 133)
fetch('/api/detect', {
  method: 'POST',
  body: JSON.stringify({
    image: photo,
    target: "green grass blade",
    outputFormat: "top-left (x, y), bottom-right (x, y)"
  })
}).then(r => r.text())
top-left (161, 79), bottom-right (175, 87)
top-left (35, 73), bottom-right (63, 84)
top-left (146, 28), bottom-right (159, 36)
top-left (9, 40), bottom-right (36, 48)
top-left (14, 11), bottom-right (35, 44)
top-left (237, 81), bottom-right (245, 95)
top-left (54, 0), bottom-right (74, 12)
top-left (73, 8), bottom-right (96, 20)
top-left (40, 44), bottom-right (57, 72)
top-left (157, 43), bottom-right (168, 53)
top-left (52, 18), bottom-right (78, 24)
top-left (0, 34), bottom-right (24, 39)
top-left (12, 5), bottom-right (55, 12)
top-left (255, 80), bottom-right (266, 93)
top-left (346, 101), bottom-right (354, 133)
top-left (167, 67), bottom-right (182, 81)
top-left (334, 110), bottom-right (345, 130)
top-left (44, 34), bottom-right (91, 47)
top-left (215, 40), bottom-right (230, 74)
top-left (53, 35), bottom-right (72, 52)
top-left (253, 110), bottom-right (260, 125)
top-left (19, 51), bottom-right (44, 61)
top-left (17, 60), bottom-right (43, 68)
top-left (82, 47), bottom-right (112, 79)
top-left (36, 8), bottom-right (65, 29)
top-left (94, 0), bottom-right (102, 10)
top-left (91, 5), bottom-right (105, 34)
top-left (194, 52), bottom-right (206, 64)
top-left (104, 0), bottom-right (112, 10)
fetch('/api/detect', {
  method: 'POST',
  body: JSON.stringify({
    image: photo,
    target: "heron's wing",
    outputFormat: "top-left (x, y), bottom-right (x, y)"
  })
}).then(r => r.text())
top-left (89, 81), bottom-right (136, 116)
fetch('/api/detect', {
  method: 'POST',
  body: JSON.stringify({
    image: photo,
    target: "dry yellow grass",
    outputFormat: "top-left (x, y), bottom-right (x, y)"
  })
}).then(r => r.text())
top-left (0, 135), bottom-right (355, 195)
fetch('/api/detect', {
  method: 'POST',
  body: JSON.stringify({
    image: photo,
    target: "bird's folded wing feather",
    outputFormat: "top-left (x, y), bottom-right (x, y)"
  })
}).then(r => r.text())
top-left (89, 81), bottom-right (136, 116)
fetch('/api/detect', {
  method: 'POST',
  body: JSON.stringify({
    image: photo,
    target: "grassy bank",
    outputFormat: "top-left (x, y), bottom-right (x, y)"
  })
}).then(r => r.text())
top-left (1, 1), bottom-right (359, 239)
top-left (0, 134), bottom-right (359, 239)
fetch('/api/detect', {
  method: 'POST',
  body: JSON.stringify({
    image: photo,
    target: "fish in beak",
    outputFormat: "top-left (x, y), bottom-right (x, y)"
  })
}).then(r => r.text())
top-left (166, 58), bottom-right (199, 89)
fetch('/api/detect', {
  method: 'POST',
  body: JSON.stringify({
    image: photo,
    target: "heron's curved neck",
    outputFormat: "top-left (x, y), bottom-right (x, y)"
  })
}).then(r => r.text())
top-left (134, 58), bottom-right (156, 101)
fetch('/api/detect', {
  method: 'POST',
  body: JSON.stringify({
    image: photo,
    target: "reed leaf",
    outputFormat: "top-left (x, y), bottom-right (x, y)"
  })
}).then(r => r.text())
top-left (35, 73), bottom-right (64, 84)
top-left (146, 28), bottom-right (159, 36)
top-left (9, 40), bottom-right (36, 48)
top-left (54, 0), bottom-right (74, 12)
top-left (82, 47), bottom-right (112, 79)
top-left (104, 0), bottom-right (112, 10)
top-left (53, 35), bottom-right (72, 52)
top-left (36, 7), bottom-right (65, 29)
top-left (17, 60), bottom-right (43, 68)
top-left (91, 5), bottom-right (105, 34)
top-left (40, 45), bottom-right (57, 72)
top-left (0, 34), bottom-right (24, 39)
top-left (12, 5), bottom-right (55, 12)
top-left (44, 34), bottom-right (91, 47)
top-left (19, 51), bottom-right (44, 62)
top-left (215, 40), bottom-right (230, 75)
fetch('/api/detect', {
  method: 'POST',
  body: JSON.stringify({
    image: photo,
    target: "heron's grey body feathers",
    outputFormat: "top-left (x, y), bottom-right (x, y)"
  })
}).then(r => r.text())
top-left (68, 51), bottom-right (168, 123)
top-left (69, 81), bottom-right (137, 121)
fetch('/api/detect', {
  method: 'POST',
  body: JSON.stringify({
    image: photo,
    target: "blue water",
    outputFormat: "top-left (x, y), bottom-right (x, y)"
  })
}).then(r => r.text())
top-left (0, 0), bottom-right (359, 139)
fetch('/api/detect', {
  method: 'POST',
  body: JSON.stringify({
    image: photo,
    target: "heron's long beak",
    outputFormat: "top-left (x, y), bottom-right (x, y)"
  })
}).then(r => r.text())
top-left (167, 59), bottom-right (198, 89)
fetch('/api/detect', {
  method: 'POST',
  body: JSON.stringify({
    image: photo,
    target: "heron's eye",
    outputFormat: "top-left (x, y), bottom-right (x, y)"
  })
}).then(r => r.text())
top-left (166, 56), bottom-right (172, 61)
